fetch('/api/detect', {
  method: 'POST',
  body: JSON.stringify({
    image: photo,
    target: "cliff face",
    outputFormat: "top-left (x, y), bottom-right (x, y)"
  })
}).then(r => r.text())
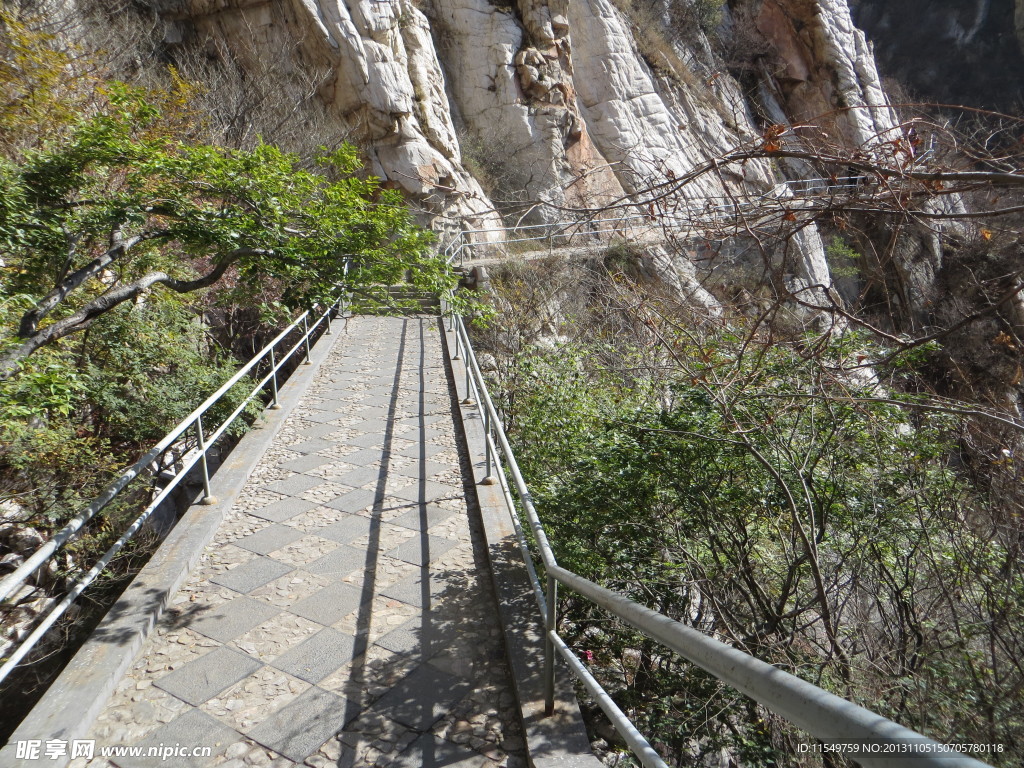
top-left (737, 0), bottom-right (898, 146)
top-left (57, 0), bottom-right (904, 303)
top-left (154, 0), bottom-right (773, 213)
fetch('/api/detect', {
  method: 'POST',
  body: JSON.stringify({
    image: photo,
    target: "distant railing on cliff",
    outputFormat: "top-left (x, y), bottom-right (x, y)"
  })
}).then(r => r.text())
top-left (440, 166), bottom-right (936, 267)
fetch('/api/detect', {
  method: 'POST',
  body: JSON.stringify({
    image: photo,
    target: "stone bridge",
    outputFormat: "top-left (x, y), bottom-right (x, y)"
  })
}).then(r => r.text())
top-left (1, 314), bottom-right (599, 768)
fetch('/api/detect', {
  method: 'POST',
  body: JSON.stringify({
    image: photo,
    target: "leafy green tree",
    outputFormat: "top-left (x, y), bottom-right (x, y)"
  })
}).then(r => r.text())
top-left (0, 296), bottom-right (259, 525)
top-left (0, 10), bottom-right (447, 532)
top-left (0, 80), bottom-right (442, 380)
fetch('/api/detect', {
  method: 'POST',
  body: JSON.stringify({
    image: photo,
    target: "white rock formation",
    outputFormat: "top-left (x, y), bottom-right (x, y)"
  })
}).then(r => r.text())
top-left (746, 0), bottom-right (900, 148)
top-left (61, 0), bottom-right (910, 307)
top-left (568, 0), bottom-right (737, 196)
top-left (811, 0), bottom-right (901, 146)
top-left (159, 0), bottom-right (504, 235)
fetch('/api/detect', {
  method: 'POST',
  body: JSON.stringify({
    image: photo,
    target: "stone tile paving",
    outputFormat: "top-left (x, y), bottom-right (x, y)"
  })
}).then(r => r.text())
top-left (74, 316), bottom-right (526, 768)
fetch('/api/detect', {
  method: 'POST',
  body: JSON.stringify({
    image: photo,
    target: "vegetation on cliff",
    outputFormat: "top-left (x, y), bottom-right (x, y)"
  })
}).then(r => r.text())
top-left (478, 258), bottom-right (1022, 765)
top-left (0, 8), bottom-right (444, 510)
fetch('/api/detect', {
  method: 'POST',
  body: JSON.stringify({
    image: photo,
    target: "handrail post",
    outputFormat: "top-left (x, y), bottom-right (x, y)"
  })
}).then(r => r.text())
top-left (302, 315), bottom-right (312, 364)
top-left (195, 415), bottom-right (217, 505)
top-left (462, 355), bottom-right (475, 406)
top-left (483, 406), bottom-right (491, 472)
top-left (457, 316), bottom-right (475, 406)
top-left (269, 348), bottom-right (282, 410)
top-left (481, 402), bottom-right (496, 486)
top-left (544, 574), bottom-right (557, 715)
top-left (453, 321), bottom-right (462, 360)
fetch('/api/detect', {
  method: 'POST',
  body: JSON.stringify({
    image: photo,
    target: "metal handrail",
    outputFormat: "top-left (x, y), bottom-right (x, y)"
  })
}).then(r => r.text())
top-left (0, 292), bottom-right (347, 685)
top-left (444, 213), bottom-right (662, 267)
top-left (449, 312), bottom-right (992, 768)
top-left (442, 172), bottom-right (940, 267)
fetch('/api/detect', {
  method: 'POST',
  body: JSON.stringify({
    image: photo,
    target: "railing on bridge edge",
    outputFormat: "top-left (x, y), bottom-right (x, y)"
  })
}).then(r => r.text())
top-left (439, 167), bottom-right (937, 267)
top-left (0, 291), bottom-right (348, 686)
top-left (441, 305), bottom-right (992, 768)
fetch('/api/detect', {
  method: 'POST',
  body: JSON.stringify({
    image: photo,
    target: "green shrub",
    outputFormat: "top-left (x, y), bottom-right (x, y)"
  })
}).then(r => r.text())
top-left (488, 317), bottom-right (1022, 764)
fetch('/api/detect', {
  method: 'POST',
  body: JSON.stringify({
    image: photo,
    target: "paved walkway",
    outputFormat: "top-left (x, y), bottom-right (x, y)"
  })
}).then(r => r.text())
top-left (75, 316), bottom-right (526, 768)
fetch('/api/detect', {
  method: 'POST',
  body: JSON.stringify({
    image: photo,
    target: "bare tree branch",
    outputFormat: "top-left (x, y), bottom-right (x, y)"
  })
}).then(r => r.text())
top-left (0, 247), bottom-right (268, 380)
top-left (17, 231), bottom-right (151, 337)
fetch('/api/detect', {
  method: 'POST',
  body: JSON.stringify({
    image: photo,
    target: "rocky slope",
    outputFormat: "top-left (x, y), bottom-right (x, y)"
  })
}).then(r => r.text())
top-left (55, 0), bottom-right (910, 306)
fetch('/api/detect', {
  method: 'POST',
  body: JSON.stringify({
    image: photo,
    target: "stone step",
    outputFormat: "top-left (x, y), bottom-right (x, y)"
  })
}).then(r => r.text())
top-left (353, 285), bottom-right (441, 315)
